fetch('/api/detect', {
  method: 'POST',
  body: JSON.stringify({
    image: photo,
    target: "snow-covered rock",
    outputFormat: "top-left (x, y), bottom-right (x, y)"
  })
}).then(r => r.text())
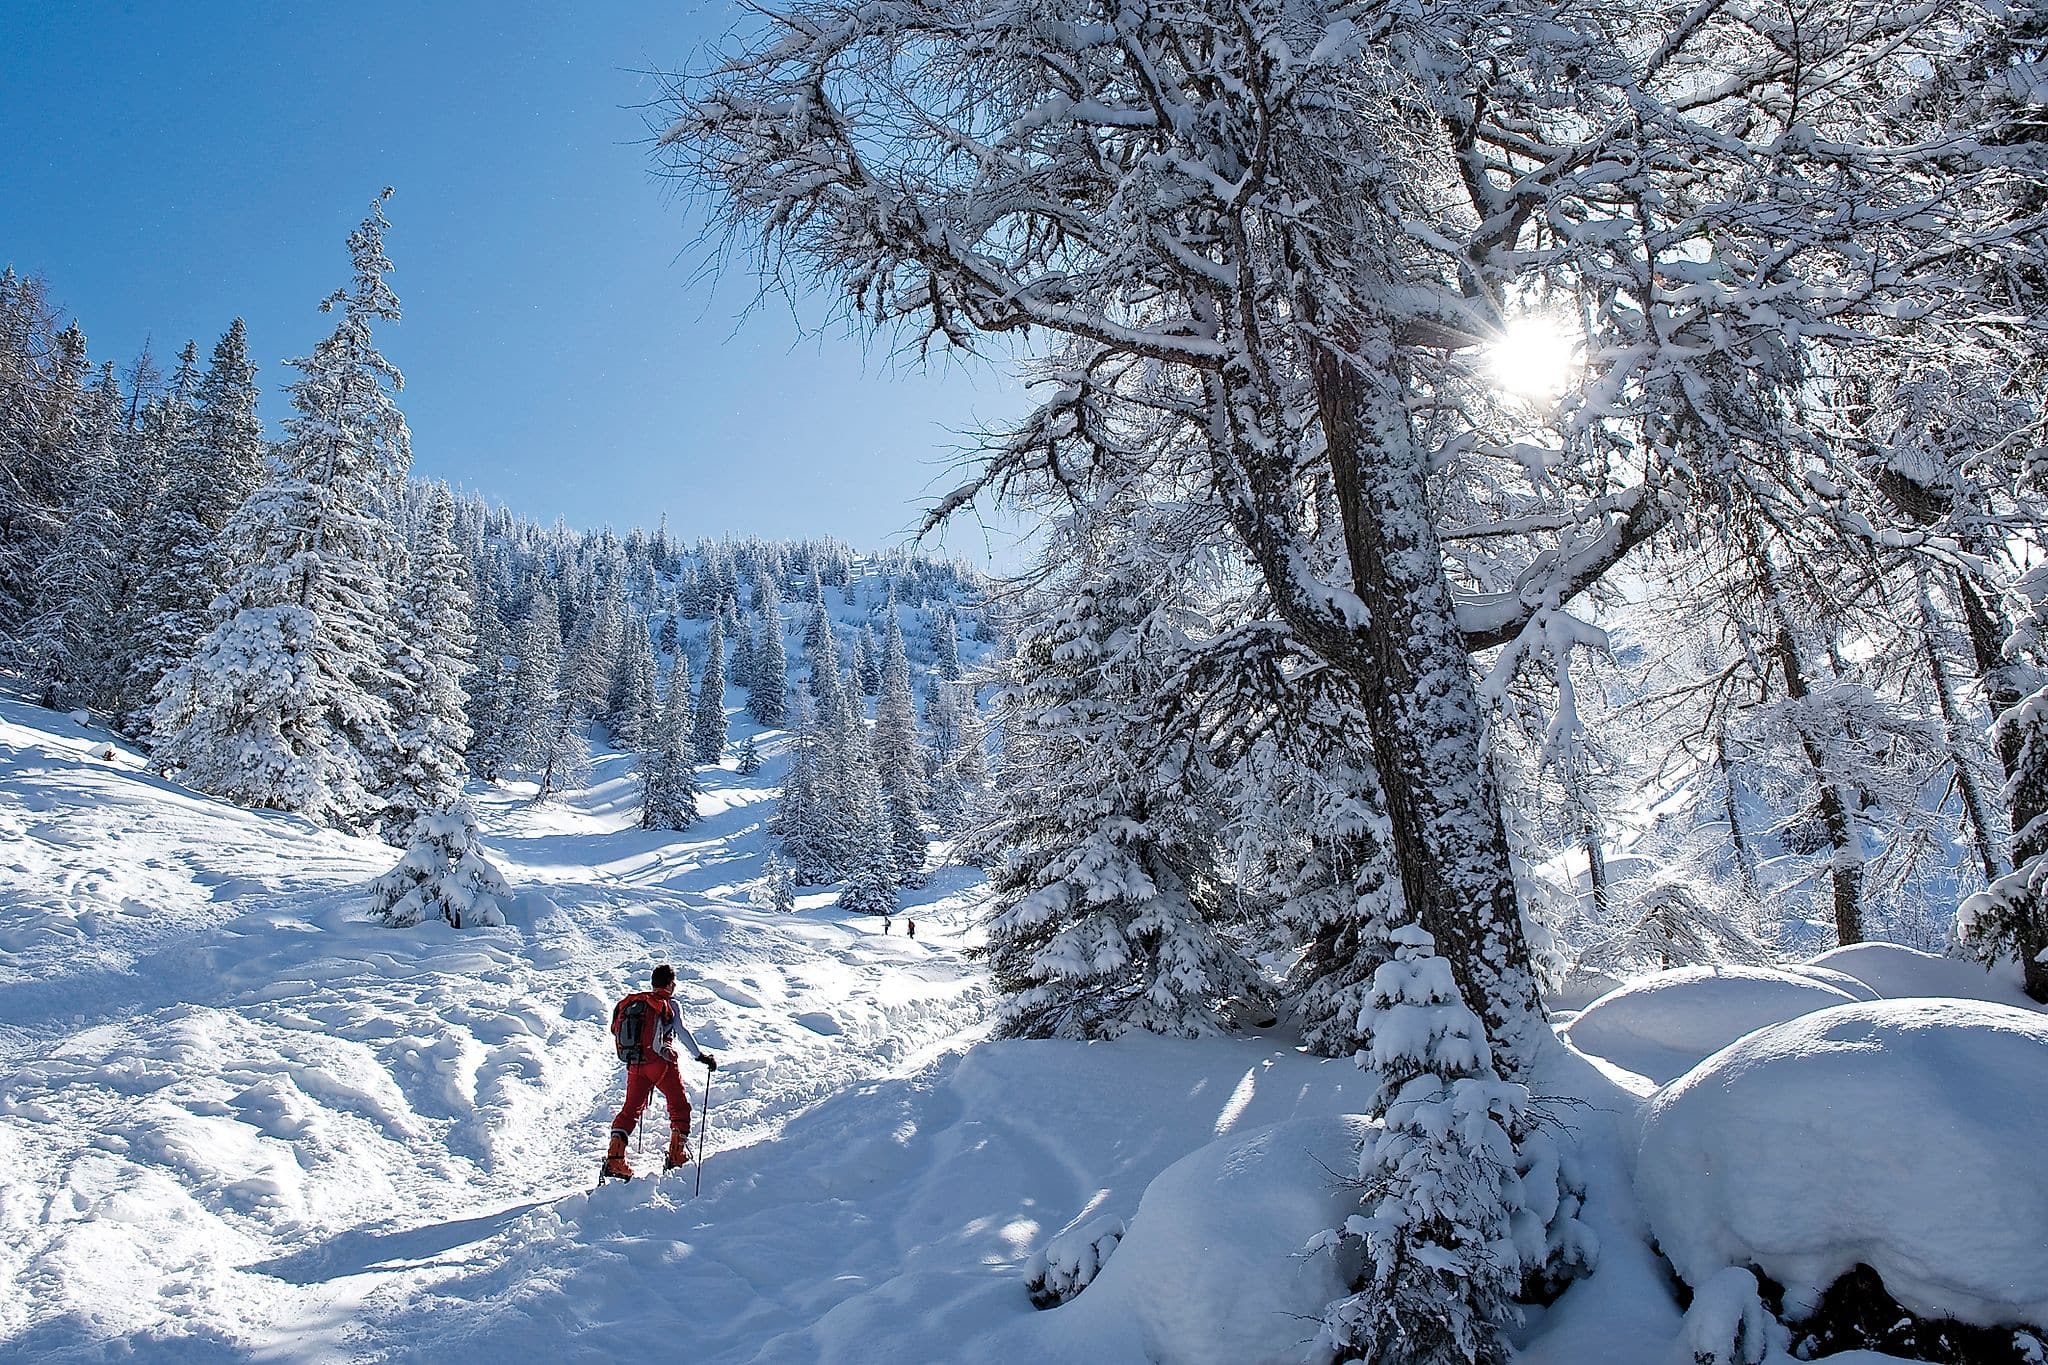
top-left (1636, 999), bottom-right (2048, 1331)
top-left (991, 1115), bottom-right (1372, 1365)
top-left (1562, 965), bottom-right (1862, 1085)
top-left (1805, 942), bottom-right (2034, 1008)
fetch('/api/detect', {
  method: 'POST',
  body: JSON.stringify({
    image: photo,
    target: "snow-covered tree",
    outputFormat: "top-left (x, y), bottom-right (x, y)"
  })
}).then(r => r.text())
top-left (605, 611), bottom-right (659, 748)
top-left (378, 487), bottom-right (474, 840)
top-left (505, 577), bottom-right (564, 771)
top-left (837, 734), bottom-right (898, 915)
top-left (150, 193), bottom-right (410, 827)
top-left (0, 271), bottom-right (88, 639)
top-left (367, 800), bottom-right (512, 929)
top-left (130, 319), bottom-right (264, 716)
top-left (873, 586), bottom-right (929, 876)
top-left (749, 570), bottom-right (789, 725)
top-left (663, 0), bottom-right (2046, 1063)
top-left (758, 853), bottom-right (798, 911)
top-left (736, 732), bottom-right (763, 775)
top-left (15, 362), bottom-right (125, 709)
top-left (928, 608), bottom-right (960, 680)
top-left (1314, 926), bottom-right (1592, 1365)
top-left (692, 613), bottom-right (728, 764)
top-left (466, 573), bottom-right (513, 781)
top-left (1961, 565), bottom-right (2048, 1001)
top-left (641, 672), bottom-right (700, 831)
top-left (975, 518), bottom-right (1260, 1040)
top-left (772, 693), bottom-right (838, 881)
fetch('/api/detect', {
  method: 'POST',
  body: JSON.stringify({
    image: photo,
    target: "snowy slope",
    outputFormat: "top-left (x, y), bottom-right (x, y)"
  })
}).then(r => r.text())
top-left (5, 689), bottom-right (2038, 1364)
top-left (0, 693), bottom-right (987, 1360)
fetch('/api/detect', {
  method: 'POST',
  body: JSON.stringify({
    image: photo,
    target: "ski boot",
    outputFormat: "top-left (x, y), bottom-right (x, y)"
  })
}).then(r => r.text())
top-left (663, 1128), bottom-right (691, 1172)
top-left (598, 1131), bottom-right (634, 1185)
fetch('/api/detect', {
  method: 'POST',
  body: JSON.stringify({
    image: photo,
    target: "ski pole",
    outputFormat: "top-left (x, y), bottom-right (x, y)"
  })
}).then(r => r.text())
top-left (696, 1063), bottom-right (714, 1196)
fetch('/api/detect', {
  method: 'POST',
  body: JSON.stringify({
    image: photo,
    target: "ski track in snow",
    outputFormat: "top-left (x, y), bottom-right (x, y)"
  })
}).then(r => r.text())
top-left (0, 695), bottom-right (989, 1361)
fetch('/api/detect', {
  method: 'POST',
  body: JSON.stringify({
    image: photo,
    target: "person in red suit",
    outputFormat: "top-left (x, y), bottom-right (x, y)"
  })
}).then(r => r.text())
top-left (603, 963), bottom-right (716, 1180)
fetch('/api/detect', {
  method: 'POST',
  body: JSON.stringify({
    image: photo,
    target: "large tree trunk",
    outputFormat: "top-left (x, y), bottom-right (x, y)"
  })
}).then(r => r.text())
top-left (1311, 347), bottom-right (1545, 1062)
top-left (1770, 615), bottom-right (1865, 946)
top-left (1915, 578), bottom-right (2007, 884)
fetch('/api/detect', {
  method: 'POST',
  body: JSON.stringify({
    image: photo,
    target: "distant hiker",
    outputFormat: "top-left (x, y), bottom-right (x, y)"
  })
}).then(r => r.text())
top-left (906, 919), bottom-right (916, 939)
top-left (602, 963), bottom-right (716, 1182)
top-left (883, 915), bottom-right (892, 935)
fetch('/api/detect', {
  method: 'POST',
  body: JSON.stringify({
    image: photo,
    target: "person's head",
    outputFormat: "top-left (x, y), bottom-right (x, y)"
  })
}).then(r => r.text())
top-left (651, 963), bottom-right (676, 994)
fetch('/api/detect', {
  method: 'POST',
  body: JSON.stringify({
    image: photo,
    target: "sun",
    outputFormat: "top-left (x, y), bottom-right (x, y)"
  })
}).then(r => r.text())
top-left (1488, 315), bottom-right (1580, 400)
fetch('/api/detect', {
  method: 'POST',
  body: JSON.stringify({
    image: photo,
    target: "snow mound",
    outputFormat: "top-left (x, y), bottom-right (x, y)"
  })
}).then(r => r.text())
top-left (990, 1115), bottom-right (1372, 1365)
top-left (1637, 999), bottom-right (2048, 1331)
top-left (1805, 942), bottom-right (2033, 1008)
top-left (1562, 965), bottom-right (1862, 1085)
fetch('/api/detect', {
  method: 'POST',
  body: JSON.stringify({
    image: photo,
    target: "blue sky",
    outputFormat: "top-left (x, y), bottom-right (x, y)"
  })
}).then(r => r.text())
top-left (0, 2), bottom-right (1028, 564)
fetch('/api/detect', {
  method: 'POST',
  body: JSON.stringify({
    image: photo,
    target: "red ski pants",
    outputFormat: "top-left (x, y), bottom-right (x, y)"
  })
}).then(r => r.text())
top-left (611, 1058), bottom-right (692, 1138)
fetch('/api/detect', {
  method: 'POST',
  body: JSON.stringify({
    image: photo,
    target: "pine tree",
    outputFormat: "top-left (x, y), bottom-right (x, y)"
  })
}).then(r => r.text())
top-left (759, 853), bottom-right (798, 912)
top-left (837, 727), bottom-right (898, 914)
top-left (873, 586), bottom-right (930, 878)
top-left (929, 608), bottom-right (961, 679)
top-left (750, 571), bottom-right (789, 726)
top-left (150, 193), bottom-right (410, 827)
top-left (368, 800), bottom-right (513, 928)
top-left (506, 577), bottom-right (564, 774)
top-left (852, 625), bottom-right (879, 696)
top-left (466, 572), bottom-right (513, 780)
top-left (976, 536), bottom-right (1260, 1038)
top-left (379, 487), bottom-right (474, 839)
top-left (736, 733), bottom-right (763, 775)
top-left (605, 612), bottom-right (659, 748)
top-left (772, 694), bottom-right (839, 881)
top-left (15, 363), bottom-right (124, 709)
top-left (803, 568), bottom-right (832, 669)
top-left (641, 675), bottom-right (700, 830)
top-left (565, 586), bottom-right (623, 717)
top-left (1314, 925), bottom-right (1592, 1365)
top-left (131, 320), bottom-right (264, 717)
top-left (0, 273), bottom-right (88, 639)
top-left (692, 614), bottom-right (729, 764)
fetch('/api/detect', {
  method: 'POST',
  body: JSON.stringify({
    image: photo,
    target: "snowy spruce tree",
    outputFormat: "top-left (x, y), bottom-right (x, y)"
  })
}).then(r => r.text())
top-left (15, 362), bottom-right (126, 710)
top-left (1314, 926), bottom-right (1591, 1365)
top-left (605, 611), bottom-right (659, 748)
top-left (692, 614), bottom-right (728, 764)
top-left (975, 520), bottom-right (1260, 1040)
top-left (367, 800), bottom-right (513, 929)
top-left (873, 586), bottom-right (929, 881)
top-left (772, 693), bottom-right (838, 882)
top-left (752, 580), bottom-right (791, 723)
top-left (836, 727), bottom-right (899, 915)
top-left (641, 673), bottom-right (700, 831)
top-left (130, 319), bottom-right (265, 718)
top-left (378, 487), bottom-right (474, 840)
top-left (150, 193), bottom-right (410, 828)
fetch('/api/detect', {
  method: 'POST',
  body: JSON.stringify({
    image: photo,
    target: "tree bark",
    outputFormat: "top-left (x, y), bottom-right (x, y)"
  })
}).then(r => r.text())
top-left (1769, 614), bottom-right (1865, 946)
top-left (1915, 578), bottom-right (2007, 884)
top-left (1718, 740), bottom-right (1761, 901)
top-left (1310, 345), bottom-right (1545, 1061)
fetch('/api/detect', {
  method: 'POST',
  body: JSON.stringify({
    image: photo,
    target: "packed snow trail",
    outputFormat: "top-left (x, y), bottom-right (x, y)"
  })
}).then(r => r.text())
top-left (0, 696), bottom-right (987, 1359)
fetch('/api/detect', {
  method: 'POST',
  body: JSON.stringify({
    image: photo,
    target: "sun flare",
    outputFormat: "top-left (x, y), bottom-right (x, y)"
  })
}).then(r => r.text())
top-left (1489, 315), bottom-right (1580, 399)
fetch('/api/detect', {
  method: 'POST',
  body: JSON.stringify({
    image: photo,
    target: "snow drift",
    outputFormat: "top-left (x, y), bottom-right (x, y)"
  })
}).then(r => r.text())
top-left (987, 1115), bottom-right (1372, 1365)
top-left (1635, 999), bottom-right (2048, 1332)
top-left (1562, 964), bottom-right (1866, 1085)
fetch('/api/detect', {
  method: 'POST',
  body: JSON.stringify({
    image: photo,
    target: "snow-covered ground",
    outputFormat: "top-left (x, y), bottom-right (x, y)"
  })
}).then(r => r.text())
top-left (5, 692), bottom-right (2044, 1364)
